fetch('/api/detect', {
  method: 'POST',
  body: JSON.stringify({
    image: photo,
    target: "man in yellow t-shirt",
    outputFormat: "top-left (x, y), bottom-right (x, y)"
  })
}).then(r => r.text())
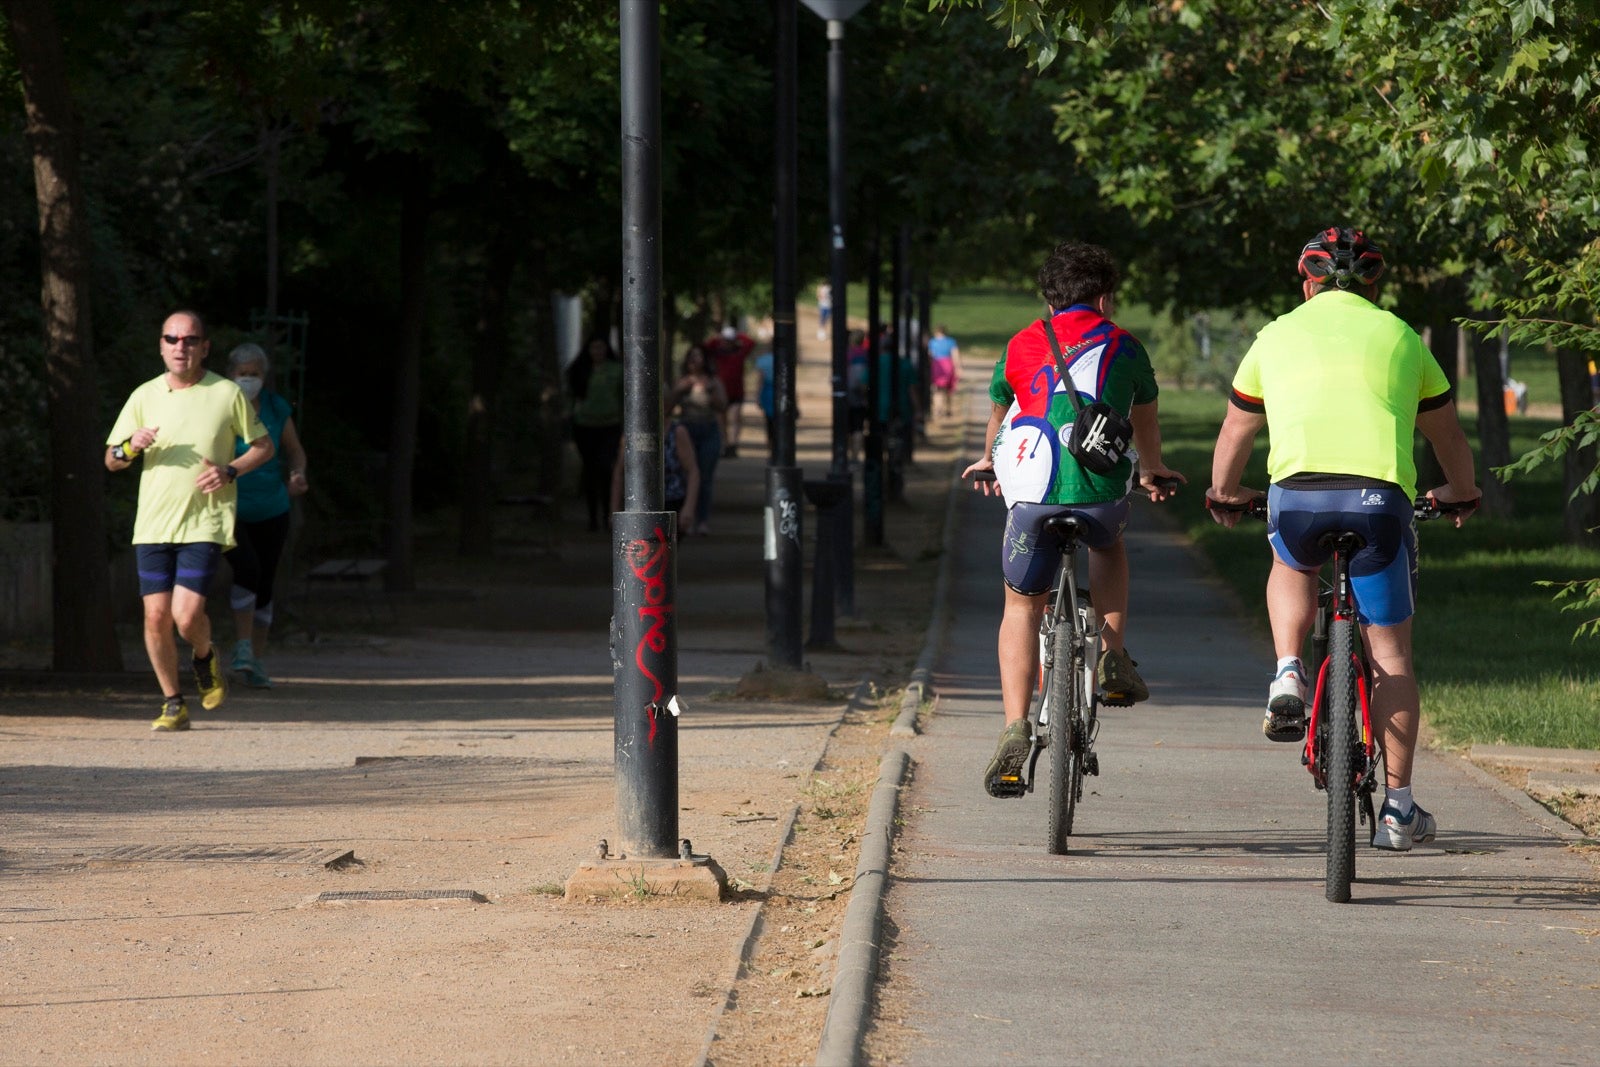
top-left (1208, 228), bottom-right (1480, 852)
top-left (106, 310), bottom-right (273, 731)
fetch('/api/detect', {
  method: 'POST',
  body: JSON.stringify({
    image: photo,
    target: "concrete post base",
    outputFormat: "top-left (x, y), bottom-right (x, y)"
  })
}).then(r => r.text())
top-left (564, 853), bottom-right (728, 904)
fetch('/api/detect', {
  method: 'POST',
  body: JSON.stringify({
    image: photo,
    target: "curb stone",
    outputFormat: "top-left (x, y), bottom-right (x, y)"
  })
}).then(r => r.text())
top-left (890, 453), bottom-right (971, 740)
top-left (813, 747), bottom-right (911, 1067)
top-left (1450, 751), bottom-right (1592, 843)
top-left (697, 679), bottom-right (876, 1067)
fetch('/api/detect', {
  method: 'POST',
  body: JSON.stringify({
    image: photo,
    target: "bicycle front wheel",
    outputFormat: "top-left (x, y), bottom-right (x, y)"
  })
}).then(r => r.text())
top-left (1324, 617), bottom-right (1359, 903)
top-left (1046, 644), bottom-right (1084, 856)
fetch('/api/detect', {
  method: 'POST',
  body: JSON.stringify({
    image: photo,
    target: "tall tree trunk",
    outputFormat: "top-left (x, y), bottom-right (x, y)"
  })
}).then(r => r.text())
top-left (263, 125), bottom-right (281, 318)
top-left (1556, 348), bottom-right (1600, 547)
top-left (384, 170), bottom-right (430, 592)
top-left (916, 265), bottom-right (932, 422)
top-left (458, 229), bottom-right (517, 557)
top-left (3, 0), bottom-right (120, 672)
top-left (1471, 323), bottom-right (1515, 518)
top-left (528, 249), bottom-right (565, 504)
top-left (1415, 293), bottom-right (1462, 490)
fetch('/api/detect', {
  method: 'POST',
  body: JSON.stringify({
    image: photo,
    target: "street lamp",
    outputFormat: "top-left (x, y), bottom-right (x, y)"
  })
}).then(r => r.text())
top-left (766, 0), bottom-right (803, 670)
top-left (800, 0), bottom-right (870, 628)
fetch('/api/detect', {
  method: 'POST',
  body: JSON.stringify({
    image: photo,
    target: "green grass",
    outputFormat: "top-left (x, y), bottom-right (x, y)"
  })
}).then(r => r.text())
top-left (820, 282), bottom-right (1167, 363)
top-left (1157, 388), bottom-right (1600, 750)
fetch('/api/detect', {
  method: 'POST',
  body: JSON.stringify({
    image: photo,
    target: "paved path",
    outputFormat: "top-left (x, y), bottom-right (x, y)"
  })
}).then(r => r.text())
top-left (872, 478), bottom-right (1600, 1065)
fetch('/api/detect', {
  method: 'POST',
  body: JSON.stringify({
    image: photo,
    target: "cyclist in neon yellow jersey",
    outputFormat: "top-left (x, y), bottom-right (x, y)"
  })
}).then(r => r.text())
top-left (1208, 227), bottom-right (1480, 852)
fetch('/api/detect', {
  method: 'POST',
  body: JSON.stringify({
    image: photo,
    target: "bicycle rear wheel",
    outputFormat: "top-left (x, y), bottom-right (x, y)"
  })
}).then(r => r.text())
top-left (1324, 617), bottom-right (1359, 902)
top-left (1046, 642), bottom-right (1084, 856)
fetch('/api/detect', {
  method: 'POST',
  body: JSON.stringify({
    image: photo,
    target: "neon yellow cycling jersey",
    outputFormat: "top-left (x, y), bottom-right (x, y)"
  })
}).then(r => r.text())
top-left (1230, 291), bottom-right (1451, 499)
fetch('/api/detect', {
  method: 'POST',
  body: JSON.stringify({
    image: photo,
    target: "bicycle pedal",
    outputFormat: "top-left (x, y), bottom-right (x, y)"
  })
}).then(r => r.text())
top-left (1084, 753), bottom-right (1100, 776)
top-left (986, 775), bottom-right (1027, 799)
top-left (1100, 692), bottom-right (1134, 708)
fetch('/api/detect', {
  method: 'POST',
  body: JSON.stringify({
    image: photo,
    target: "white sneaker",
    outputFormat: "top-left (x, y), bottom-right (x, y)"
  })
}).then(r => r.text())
top-left (1263, 664), bottom-right (1307, 742)
top-left (1372, 803), bottom-right (1437, 851)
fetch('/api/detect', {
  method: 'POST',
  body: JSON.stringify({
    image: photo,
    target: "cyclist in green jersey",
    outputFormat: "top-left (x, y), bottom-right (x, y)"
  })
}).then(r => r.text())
top-left (1207, 227), bottom-right (1480, 851)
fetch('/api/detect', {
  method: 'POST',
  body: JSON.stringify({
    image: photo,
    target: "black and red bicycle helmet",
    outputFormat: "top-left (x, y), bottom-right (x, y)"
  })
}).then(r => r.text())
top-left (1297, 227), bottom-right (1386, 286)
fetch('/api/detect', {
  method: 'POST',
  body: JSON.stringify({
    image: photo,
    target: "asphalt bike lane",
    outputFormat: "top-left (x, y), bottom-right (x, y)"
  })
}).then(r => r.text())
top-left (872, 470), bottom-right (1600, 1065)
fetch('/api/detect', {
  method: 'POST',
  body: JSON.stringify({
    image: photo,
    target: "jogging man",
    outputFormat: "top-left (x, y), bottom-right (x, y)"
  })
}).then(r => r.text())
top-left (962, 241), bottom-right (1183, 798)
top-left (1207, 227), bottom-right (1480, 850)
top-left (106, 310), bottom-right (274, 731)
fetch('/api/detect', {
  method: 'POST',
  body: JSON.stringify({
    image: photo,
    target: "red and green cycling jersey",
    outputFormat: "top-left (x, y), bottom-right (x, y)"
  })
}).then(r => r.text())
top-left (988, 305), bottom-right (1159, 505)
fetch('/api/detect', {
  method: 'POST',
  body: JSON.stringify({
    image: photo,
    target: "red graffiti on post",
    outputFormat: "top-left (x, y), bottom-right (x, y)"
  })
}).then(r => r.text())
top-left (626, 527), bottom-right (673, 745)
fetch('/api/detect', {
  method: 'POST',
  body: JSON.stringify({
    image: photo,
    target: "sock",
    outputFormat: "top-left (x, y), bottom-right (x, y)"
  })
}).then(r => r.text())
top-left (1385, 785), bottom-right (1414, 817)
top-left (1275, 656), bottom-right (1303, 678)
top-left (164, 694), bottom-right (182, 703)
top-left (194, 649), bottom-right (214, 664)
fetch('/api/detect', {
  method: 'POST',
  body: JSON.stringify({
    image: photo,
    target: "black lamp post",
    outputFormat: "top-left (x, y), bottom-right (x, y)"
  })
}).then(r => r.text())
top-left (765, 0), bottom-right (805, 670)
top-left (799, 0), bottom-right (869, 629)
top-left (613, 0), bottom-right (675, 860)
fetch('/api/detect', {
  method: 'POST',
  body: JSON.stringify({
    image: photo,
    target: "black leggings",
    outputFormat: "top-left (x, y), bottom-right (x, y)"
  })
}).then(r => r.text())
top-left (226, 510), bottom-right (291, 613)
top-left (572, 423), bottom-right (622, 529)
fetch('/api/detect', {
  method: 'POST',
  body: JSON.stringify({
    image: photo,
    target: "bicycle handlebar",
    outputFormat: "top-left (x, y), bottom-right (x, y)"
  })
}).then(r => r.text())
top-left (1205, 492), bottom-right (1476, 522)
top-left (1204, 494), bottom-right (1269, 521)
top-left (1412, 496), bottom-right (1478, 520)
top-left (965, 468), bottom-right (1181, 498)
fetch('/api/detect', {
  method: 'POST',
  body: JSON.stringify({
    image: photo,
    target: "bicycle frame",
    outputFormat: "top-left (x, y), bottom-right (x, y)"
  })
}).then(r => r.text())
top-left (1301, 537), bottom-right (1382, 831)
top-left (1207, 489), bottom-right (1468, 901)
top-left (1020, 517), bottom-right (1101, 794)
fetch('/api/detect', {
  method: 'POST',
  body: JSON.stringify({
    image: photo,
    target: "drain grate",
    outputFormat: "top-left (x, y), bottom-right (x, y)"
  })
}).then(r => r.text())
top-left (92, 844), bottom-right (355, 868)
top-left (315, 889), bottom-right (487, 903)
top-left (352, 755), bottom-right (580, 767)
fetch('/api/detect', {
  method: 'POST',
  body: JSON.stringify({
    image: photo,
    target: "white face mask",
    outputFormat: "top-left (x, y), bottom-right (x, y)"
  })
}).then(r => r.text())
top-left (234, 375), bottom-right (263, 401)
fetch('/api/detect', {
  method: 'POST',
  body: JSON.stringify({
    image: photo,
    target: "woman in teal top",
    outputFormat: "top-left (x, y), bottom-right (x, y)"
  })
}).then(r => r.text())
top-left (223, 343), bottom-right (309, 687)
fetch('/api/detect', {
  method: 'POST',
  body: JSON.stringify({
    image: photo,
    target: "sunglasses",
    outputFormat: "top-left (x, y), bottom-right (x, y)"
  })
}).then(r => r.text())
top-left (162, 334), bottom-right (206, 347)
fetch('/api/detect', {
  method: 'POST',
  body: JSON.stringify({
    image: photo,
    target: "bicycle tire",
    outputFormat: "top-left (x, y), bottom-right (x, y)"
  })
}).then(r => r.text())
top-left (1324, 616), bottom-right (1359, 903)
top-left (1046, 640), bottom-right (1083, 856)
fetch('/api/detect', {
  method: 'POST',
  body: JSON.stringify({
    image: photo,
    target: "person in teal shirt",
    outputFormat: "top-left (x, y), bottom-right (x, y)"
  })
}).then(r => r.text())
top-left (223, 343), bottom-right (309, 688)
top-left (567, 337), bottom-right (625, 533)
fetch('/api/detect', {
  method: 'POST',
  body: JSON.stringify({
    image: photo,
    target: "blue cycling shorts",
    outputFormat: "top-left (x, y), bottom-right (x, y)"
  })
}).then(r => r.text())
top-left (1002, 499), bottom-right (1129, 596)
top-left (136, 542), bottom-right (221, 598)
top-left (1266, 481), bottom-right (1417, 627)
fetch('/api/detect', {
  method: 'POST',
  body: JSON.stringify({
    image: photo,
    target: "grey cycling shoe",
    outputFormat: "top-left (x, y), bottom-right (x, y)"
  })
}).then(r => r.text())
top-left (983, 719), bottom-right (1033, 798)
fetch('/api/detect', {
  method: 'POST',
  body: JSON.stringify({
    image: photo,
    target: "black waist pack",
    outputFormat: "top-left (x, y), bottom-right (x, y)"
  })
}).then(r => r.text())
top-left (1042, 317), bottom-right (1133, 476)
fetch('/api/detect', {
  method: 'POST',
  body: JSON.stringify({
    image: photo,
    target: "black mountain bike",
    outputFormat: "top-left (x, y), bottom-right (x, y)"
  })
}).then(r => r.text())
top-left (1209, 492), bottom-right (1467, 902)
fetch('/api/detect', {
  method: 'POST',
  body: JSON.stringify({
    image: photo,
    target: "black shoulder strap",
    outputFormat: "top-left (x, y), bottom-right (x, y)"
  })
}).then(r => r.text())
top-left (1040, 317), bottom-right (1087, 415)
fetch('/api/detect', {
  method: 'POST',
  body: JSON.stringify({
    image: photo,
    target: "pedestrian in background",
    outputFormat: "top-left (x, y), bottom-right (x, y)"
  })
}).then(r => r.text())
top-left (566, 336), bottom-right (624, 533)
top-left (223, 343), bottom-right (308, 689)
top-left (667, 343), bottom-right (727, 535)
top-left (611, 417), bottom-right (700, 538)
top-left (816, 281), bottom-right (832, 340)
top-left (705, 324), bottom-right (755, 458)
top-left (105, 310), bottom-right (273, 731)
top-left (929, 324), bottom-right (963, 419)
top-left (753, 346), bottom-right (782, 458)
